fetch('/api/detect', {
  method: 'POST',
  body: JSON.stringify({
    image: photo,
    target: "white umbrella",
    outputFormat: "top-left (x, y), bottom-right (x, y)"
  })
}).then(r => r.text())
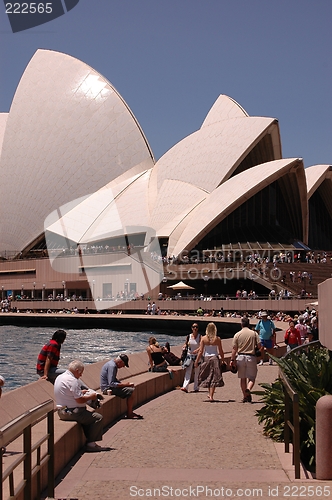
top-left (167, 281), bottom-right (195, 290)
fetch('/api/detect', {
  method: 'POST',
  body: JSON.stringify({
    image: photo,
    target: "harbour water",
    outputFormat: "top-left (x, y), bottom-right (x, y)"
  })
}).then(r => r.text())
top-left (0, 325), bottom-right (186, 393)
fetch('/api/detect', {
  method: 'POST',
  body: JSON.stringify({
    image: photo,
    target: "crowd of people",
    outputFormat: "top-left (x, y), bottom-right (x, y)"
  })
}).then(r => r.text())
top-left (35, 331), bottom-right (145, 452)
top-left (8, 306), bottom-right (314, 453)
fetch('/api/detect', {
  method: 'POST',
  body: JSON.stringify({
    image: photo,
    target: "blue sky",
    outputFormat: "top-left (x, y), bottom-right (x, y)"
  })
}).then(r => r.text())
top-left (0, 0), bottom-right (331, 167)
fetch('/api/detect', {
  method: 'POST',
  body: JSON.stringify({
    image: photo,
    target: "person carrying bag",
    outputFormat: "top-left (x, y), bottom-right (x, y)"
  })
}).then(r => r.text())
top-left (181, 324), bottom-right (201, 393)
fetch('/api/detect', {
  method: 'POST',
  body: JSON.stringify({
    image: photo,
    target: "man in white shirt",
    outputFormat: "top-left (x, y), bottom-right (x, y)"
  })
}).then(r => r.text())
top-left (231, 317), bottom-right (261, 403)
top-left (295, 316), bottom-right (307, 344)
top-left (54, 360), bottom-right (109, 452)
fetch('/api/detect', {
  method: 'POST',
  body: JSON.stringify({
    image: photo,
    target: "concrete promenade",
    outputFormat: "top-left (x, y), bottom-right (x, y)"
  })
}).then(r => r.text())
top-left (53, 364), bottom-right (328, 500)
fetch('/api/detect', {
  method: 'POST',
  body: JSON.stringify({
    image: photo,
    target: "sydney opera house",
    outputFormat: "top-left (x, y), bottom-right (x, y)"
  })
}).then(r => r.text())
top-left (0, 49), bottom-right (331, 308)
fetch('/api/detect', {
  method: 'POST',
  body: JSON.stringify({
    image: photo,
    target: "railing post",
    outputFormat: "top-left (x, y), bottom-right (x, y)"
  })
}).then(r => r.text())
top-left (293, 394), bottom-right (300, 479)
top-left (23, 424), bottom-right (32, 500)
top-left (284, 387), bottom-right (290, 453)
top-left (47, 409), bottom-right (55, 499)
top-left (1, 400), bottom-right (54, 500)
top-left (280, 370), bottom-right (301, 479)
top-left (0, 446), bottom-right (3, 500)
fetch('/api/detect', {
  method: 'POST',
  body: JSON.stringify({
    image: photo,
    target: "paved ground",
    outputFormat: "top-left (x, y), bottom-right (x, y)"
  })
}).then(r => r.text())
top-left (53, 363), bottom-right (329, 500)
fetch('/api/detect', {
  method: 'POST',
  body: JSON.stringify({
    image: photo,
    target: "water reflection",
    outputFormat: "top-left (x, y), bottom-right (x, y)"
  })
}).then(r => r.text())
top-left (0, 326), bottom-right (186, 392)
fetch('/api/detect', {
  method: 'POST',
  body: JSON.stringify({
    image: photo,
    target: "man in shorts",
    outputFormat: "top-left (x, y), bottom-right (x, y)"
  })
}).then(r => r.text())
top-left (230, 317), bottom-right (261, 403)
top-left (100, 354), bottom-right (143, 419)
top-left (255, 311), bottom-right (276, 365)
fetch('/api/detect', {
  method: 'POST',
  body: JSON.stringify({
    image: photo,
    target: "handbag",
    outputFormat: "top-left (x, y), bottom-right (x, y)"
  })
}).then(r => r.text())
top-left (180, 346), bottom-right (188, 363)
top-left (284, 330), bottom-right (290, 345)
top-left (229, 360), bottom-right (237, 374)
top-left (255, 345), bottom-right (261, 357)
top-left (182, 356), bottom-right (192, 369)
top-left (180, 335), bottom-right (190, 363)
top-left (219, 359), bottom-right (228, 373)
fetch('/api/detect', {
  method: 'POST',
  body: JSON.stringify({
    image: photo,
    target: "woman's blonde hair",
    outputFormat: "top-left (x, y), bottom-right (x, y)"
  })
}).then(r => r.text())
top-left (149, 336), bottom-right (159, 346)
top-left (206, 322), bottom-right (217, 342)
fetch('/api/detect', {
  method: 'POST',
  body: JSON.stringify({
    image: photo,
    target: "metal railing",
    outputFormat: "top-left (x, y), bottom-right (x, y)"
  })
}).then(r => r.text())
top-left (0, 400), bottom-right (54, 500)
top-left (282, 340), bottom-right (322, 359)
top-left (279, 341), bottom-right (322, 479)
top-left (279, 369), bottom-right (301, 479)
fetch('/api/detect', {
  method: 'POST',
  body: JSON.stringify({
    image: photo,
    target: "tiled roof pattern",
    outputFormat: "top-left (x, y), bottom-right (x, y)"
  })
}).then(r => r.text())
top-left (0, 114), bottom-right (8, 152)
top-left (0, 50), bottom-right (325, 258)
top-left (201, 94), bottom-right (249, 128)
top-left (170, 159), bottom-right (306, 256)
top-left (45, 171), bottom-right (150, 245)
top-left (0, 50), bottom-right (154, 251)
top-left (305, 164), bottom-right (332, 199)
top-left (149, 116), bottom-right (277, 196)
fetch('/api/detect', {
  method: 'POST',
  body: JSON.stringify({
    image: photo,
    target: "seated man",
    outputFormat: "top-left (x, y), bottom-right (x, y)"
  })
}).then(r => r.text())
top-left (36, 329), bottom-right (67, 383)
top-left (100, 354), bottom-right (143, 419)
top-left (54, 359), bottom-right (109, 453)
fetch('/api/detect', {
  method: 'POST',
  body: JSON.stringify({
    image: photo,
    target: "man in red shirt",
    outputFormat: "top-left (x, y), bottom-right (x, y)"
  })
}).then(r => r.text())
top-left (36, 329), bottom-right (67, 383)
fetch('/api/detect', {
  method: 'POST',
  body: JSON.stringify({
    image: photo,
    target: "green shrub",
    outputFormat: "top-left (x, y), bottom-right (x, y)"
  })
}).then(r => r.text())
top-left (254, 346), bottom-right (332, 469)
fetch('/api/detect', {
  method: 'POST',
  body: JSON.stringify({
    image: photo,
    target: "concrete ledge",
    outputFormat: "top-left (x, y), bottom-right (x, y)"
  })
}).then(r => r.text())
top-left (1, 339), bottom-right (286, 497)
top-left (1, 347), bottom-right (185, 497)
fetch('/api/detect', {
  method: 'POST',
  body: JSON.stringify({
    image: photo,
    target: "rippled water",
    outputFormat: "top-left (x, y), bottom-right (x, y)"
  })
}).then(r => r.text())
top-left (0, 325), bottom-right (186, 393)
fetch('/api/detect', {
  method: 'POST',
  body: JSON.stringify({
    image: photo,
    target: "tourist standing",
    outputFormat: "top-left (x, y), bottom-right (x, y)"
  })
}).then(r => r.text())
top-left (230, 317), bottom-right (260, 402)
top-left (255, 312), bottom-right (276, 365)
top-left (194, 323), bottom-right (224, 401)
top-left (181, 323), bottom-right (201, 393)
top-left (284, 320), bottom-right (302, 352)
top-left (295, 316), bottom-right (307, 344)
top-left (310, 316), bottom-right (319, 341)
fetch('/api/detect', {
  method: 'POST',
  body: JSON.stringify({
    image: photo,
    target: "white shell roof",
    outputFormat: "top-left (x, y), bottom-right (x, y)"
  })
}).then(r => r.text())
top-left (147, 96), bottom-right (281, 220)
top-left (170, 158), bottom-right (306, 256)
top-left (147, 95), bottom-right (281, 232)
top-left (151, 179), bottom-right (207, 235)
top-left (305, 164), bottom-right (332, 199)
top-left (0, 114), bottom-right (8, 152)
top-left (45, 170), bottom-right (151, 245)
top-left (201, 94), bottom-right (249, 127)
top-left (0, 50), bottom-right (319, 258)
top-left (0, 49), bottom-right (154, 252)
top-left (149, 115), bottom-right (278, 199)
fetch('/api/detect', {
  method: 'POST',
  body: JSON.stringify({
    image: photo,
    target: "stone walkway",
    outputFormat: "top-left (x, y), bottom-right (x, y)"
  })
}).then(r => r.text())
top-left (53, 364), bottom-right (327, 500)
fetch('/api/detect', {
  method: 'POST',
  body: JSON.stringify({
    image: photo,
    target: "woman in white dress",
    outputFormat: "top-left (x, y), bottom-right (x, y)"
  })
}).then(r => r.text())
top-left (181, 323), bottom-right (201, 393)
top-left (195, 322), bottom-right (224, 401)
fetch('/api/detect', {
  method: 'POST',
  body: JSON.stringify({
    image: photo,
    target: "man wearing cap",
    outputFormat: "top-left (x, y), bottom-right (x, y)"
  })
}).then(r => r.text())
top-left (100, 354), bottom-right (143, 419)
top-left (255, 311), bottom-right (276, 365)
